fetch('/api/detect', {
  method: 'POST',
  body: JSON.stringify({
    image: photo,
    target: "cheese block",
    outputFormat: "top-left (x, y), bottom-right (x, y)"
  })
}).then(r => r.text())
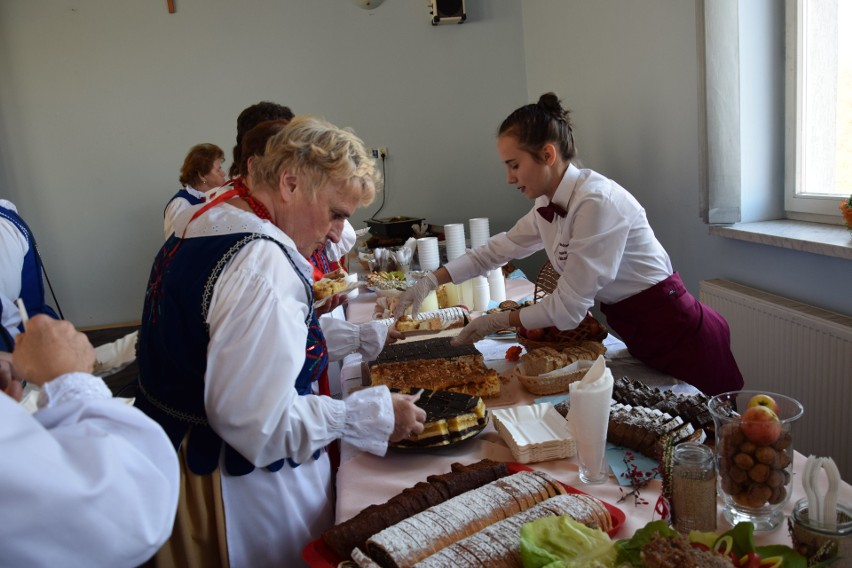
top-left (390, 388), bottom-right (487, 448)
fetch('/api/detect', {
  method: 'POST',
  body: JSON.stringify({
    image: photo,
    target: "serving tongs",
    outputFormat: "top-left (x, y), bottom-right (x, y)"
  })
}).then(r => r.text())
top-left (803, 454), bottom-right (841, 530)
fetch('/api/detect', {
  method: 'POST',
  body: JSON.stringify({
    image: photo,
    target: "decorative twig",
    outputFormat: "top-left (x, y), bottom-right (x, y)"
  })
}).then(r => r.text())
top-left (617, 450), bottom-right (657, 507)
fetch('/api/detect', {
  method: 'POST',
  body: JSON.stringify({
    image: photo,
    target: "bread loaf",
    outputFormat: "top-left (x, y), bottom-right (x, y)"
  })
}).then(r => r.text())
top-left (321, 460), bottom-right (509, 559)
top-left (520, 341), bottom-right (607, 376)
top-left (411, 494), bottom-right (613, 568)
top-left (364, 470), bottom-right (566, 567)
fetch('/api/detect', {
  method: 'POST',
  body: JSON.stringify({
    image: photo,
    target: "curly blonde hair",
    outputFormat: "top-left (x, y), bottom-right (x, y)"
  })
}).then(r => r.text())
top-left (251, 116), bottom-right (380, 207)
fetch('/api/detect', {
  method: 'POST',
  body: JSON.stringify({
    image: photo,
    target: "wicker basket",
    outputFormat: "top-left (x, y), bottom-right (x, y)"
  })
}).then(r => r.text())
top-left (515, 260), bottom-right (608, 348)
top-left (513, 365), bottom-right (588, 396)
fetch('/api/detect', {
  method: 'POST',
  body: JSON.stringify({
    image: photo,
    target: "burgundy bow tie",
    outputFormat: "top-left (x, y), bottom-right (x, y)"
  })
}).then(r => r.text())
top-left (537, 201), bottom-right (567, 222)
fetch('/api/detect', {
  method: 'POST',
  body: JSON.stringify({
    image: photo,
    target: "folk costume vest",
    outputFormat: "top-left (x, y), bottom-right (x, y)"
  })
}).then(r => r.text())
top-left (0, 205), bottom-right (59, 352)
top-left (164, 188), bottom-right (206, 216)
top-left (135, 231), bottom-right (328, 476)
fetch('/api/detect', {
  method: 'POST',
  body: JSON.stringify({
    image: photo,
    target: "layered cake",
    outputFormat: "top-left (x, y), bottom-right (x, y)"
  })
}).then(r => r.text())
top-left (369, 338), bottom-right (501, 399)
top-left (390, 388), bottom-right (487, 448)
top-left (371, 337), bottom-right (481, 365)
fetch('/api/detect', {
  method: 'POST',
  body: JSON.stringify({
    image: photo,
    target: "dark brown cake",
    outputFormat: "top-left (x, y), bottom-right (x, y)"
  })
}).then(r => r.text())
top-left (370, 337), bottom-right (481, 366)
top-left (320, 459), bottom-right (509, 559)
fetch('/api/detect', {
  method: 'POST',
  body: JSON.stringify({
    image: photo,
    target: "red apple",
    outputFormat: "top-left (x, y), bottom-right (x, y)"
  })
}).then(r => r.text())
top-left (740, 405), bottom-right (782, 445)
top-left (747, 393), bottom-right (780, 416)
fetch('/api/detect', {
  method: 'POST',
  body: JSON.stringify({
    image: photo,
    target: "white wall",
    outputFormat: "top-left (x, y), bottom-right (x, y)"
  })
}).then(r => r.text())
top-left (1, 0), bottom-right (849, 327)
top-left (0, 0), bottom-right (528, 325)
top-left (521, 0), bottom-right (850, 318)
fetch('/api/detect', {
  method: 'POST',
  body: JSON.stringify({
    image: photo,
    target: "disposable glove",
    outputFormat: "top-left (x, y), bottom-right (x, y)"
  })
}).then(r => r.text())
top-left (393, 272), bottom-right (439, 318)
top-left (451, 311), bottom-right (512, 345)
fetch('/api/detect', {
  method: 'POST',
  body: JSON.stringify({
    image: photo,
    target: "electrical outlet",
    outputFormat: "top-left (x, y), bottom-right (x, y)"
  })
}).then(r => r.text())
top-left (378, 146), bottom-right (388, 158)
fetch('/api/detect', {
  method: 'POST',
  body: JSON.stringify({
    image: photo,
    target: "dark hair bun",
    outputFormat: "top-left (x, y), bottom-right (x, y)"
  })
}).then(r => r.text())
top-left (537, 92), bottom-right (568, 123)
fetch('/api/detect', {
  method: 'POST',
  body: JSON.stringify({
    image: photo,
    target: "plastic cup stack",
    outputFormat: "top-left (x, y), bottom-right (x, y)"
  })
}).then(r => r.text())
top-left (444, 223), bottom-right (467, 261)
top-left (416, 237), bottom-right (440, 271)
top-left (469, 217), bottom-right (490, 250)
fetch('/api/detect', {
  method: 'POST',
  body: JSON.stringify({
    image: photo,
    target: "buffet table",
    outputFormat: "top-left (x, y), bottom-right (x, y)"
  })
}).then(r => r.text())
top-left (334, 282), bottom-right (852, 553)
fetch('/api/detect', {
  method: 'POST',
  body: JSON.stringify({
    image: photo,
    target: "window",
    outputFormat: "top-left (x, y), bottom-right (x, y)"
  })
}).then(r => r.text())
top-left (785, 0), bottom-right (851, 221)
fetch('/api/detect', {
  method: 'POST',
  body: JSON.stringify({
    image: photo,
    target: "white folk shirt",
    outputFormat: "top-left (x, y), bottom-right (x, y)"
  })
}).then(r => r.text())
top-left (2, 373), bottom-right (179, 568)
top-left (445, 164), bottom-right (673, 331)
top-left (172, 202), bottom-right (394, 567)
top-left (0, 199), bottom-right (29, 341)
top-left (163, 185), bottom-right (207, 238)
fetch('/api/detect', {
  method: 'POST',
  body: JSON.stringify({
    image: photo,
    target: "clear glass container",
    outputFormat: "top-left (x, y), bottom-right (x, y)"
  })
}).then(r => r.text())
top-left (791, 498), bottom-right (852, 563)
top-left (708, 390), bottom-right (804, 531)
top-left (671, 442), bottom-right (717, 533)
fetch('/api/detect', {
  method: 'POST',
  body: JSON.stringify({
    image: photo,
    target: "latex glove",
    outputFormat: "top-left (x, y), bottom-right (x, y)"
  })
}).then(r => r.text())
top-left (451, 311), bottom-right (512, 346)
top-left (393, 272), bottom-right (438, 319)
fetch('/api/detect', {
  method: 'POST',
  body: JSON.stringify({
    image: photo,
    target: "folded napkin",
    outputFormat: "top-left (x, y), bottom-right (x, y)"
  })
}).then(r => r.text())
top-left (567, 356), bottom-right (614, 476)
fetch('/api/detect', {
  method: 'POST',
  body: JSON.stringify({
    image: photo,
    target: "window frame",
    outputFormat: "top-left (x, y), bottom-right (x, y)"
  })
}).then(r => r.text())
top-left (784, 0), bottom-right (844, 222)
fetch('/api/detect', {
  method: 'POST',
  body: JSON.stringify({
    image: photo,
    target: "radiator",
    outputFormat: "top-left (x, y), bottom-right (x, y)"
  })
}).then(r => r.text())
top-left (700, 279), bottom-right (852, 481)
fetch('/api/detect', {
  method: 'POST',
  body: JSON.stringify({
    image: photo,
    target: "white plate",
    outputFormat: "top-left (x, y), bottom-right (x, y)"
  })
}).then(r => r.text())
top-left (313, 281), bottom-right (366, 309)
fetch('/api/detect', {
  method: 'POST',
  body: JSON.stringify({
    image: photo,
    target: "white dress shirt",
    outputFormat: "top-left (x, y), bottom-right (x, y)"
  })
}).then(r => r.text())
top-left (445, 164), bottom-right (673, 330)
top-left (2, 373), bottom-right (179, 568)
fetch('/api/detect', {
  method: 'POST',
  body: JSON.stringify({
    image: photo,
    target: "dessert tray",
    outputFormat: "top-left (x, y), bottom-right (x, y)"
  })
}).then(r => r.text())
top-left (388, 412), bottom-right (489, 452)
top-left (301, 462), bottom-right (625, 567)
top-left (491, 402), bottom-right (577, 463)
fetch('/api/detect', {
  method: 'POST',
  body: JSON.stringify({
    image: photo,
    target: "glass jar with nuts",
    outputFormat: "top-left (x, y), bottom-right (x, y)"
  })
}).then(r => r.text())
top-left (708, 390), bottom-right (804, 531)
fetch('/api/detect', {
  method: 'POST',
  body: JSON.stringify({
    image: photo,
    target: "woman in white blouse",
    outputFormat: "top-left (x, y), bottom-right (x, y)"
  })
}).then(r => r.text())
top-left (397, 93), bottom-right (743, 397)
top-left (163, 143), bottom-right (227, 238)
top-left (136, 115), bottom-right (425, 567)
top-left (2, 315), bottom-right (179, 568)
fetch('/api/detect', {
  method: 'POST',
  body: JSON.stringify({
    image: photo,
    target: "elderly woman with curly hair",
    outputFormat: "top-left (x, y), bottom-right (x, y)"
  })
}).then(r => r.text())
top-left (163, 143), bottom-right (227, 238)
top-left (136, 116), bottom-right (425, 568)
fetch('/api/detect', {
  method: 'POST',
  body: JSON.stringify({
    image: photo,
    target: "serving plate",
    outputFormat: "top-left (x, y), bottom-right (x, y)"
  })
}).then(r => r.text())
top-left (302, 462), bottom-right (626, 567)
top-left (312, 281), bottom-right (366, 309)
top-left (388, 412), bottom-right (489, 452)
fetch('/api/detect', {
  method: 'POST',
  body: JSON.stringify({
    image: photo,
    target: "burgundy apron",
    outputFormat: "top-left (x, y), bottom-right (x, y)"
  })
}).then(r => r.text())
top-left (600, 273), bottom-right (744, 396)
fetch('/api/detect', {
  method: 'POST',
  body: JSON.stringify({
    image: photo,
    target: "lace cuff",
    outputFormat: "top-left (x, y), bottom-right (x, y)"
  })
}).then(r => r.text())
top-left (342, 385), bottom-right (393, 456)
top-left (38, 373), bottom-right (112, 409)
top-left (356, 321), bottom-right (388, 362)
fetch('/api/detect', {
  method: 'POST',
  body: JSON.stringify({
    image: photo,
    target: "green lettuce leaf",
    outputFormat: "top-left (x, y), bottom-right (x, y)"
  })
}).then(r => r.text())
top-left (520, 515), bottom-right (618, 568)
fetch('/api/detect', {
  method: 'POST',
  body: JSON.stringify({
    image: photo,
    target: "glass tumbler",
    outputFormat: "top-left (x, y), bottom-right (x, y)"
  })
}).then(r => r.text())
top-left (708, 390), bottom-right (804, 531)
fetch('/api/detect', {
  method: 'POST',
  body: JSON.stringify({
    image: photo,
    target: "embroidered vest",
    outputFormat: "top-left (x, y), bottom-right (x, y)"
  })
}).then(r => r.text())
top-left (135, 232), bottom-right (328, 476)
